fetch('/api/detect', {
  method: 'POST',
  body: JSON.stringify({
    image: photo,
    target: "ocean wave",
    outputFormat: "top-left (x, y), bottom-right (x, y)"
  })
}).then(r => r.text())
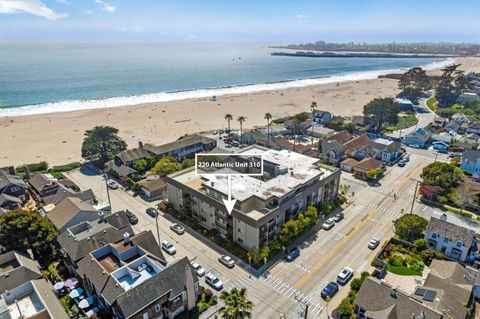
top-left (0, 58), bottom-right (455, 117)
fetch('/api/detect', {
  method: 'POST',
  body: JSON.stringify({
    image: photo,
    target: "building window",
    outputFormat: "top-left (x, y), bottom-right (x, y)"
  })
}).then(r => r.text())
top-left (155, 304), bottom-right (161, 313)
top-left (182, 291), bottom-right (187, 301)
top-left (456, 241), bottom-right (463, 247)
top-left (444, 237), bottom-right (450, 243)
top-left (237, 238), bottom-right (243, 243)
top-left (238, 228), bottom-right (242, 233)
top-left (143, 313), bottom-right (149, 319)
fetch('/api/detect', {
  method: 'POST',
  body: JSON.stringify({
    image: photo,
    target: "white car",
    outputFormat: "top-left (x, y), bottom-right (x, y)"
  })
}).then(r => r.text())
top-left (322, 218), bottom-right (335, 230)
top-left (337, 267), bottom-right (354, 285)
top-left (205, 273), bottom-right (223, 290)
top-left (191, 262), bottom-right (205, 277)
top-left (161, 240), bottom-right (176, 255)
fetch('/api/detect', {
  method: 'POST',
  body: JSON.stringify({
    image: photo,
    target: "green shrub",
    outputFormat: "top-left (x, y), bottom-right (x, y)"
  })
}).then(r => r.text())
top-left (17, 161), bottom-right (49, 173)
top-left (50, 162), bottom-right (81, 173)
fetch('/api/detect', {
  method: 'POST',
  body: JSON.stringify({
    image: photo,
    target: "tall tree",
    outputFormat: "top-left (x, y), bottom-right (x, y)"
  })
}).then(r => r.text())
top-left (394, 214), bottom-right (428, 242)
top-left (237, 116), bottom-right (246, 145)
top-left (363, 97), bottom-right (401, 132)
top-left (398, 67), bottom-right (431, 102)
top-left (219, 288), bottom-right (254, 319)
top-left (310, 101), bottom-right (317, 148)
top-left (225, 113), bottom-right (233, 132)
top-left (420, 162), bottom-right (465, 190)
top-left (152, 156), bottom-right (182, 176)
top-left (81, 126), bottom-right (127, 164)
top-left (292, 117), bottom-right (301, 152)
top-left (0, 210), bottom-right (57, 260)
top-left (435, 64), bottom-right (468, 107)
top-left (264, 113), bottom-right (272, 147)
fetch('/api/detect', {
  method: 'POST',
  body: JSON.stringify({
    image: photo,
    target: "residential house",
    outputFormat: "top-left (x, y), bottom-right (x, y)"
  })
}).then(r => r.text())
top-left (425, 216), bottom-right (479, 263)
top-left (312, 110), bottom-right (332, 125)
top-left (353, 158), bottom-right (383, 180)
top-left (319, 130), bottom-right (352, 165)
top-left (343, 134), bottom-right (371, 160)
top-left (57, 210), bottom-right (133, 272)
top-left (0, 279), bottom-right (69, 319)
top-left (274, 137), bottom-right (312, 155)
top-left (369, 138), bottom-right (402, 164)
top-left (431, 133), bottom-right (452, 152)
top-left (462, 133), bottom-right (480, 145)
top-left (139, 178), bottom-right (166, 201)
top-left (460, 149), bottom-right (480, 178)
top-left (29, 173), bottom-right (95, 205)
top-left (354, 260), bottom-right (474, 319)
top-left (452, 113), bottom-right (471, 124)
top-left (47, 197), bottom-right (100, 233)
top-left (76, 231), bottom-right (199, 319)
top-left (432, 116), bottom-right (447, 129)
top-left (116, 144), bottom-right (152, 168)
top-left (457, 92), bottom-right (479, 104)
top-left (0, 170), bottom-right (27, 212)
top-left (284, 118), bottom-right (312, 135)
top-left (395, 98), bottom-right (415, 111)
top-left (307, 126), bottom-right (335, 139)
top-left (466, 122), bottom-right (480, 135)
top-left (0, 251), bottom-right (42, 294)
top-left (403, 128), bottom-right (432, 148)
top-left (143, 134), bottom-right (217, 162)
top-left (340, 158), bottom-right (360, 173)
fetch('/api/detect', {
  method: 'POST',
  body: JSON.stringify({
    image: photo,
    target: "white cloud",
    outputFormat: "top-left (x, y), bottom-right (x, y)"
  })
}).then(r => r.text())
top-left (55, 0), bottom-right (70, 4)
top-left (295, 14), bottom-right (310, 19)
top-left (83, 9), bottom-right (93, 15)
top-left (133, 22), bottom-right (144, 33)
top-left (0, 0), bottom-right (67, 20)
top-left (95, 0), bottom-right (116, 13)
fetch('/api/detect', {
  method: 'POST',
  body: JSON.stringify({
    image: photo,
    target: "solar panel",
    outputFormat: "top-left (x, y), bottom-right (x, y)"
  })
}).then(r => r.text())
top-left (414, 288), bottom-right (427, 296)
top-left (423, 290), bottom-right (437, 302)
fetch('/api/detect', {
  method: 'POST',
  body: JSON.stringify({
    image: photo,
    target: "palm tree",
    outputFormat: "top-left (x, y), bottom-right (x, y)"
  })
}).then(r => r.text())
top-left (264, 112), bottom-right (272, 147)
top-left (237, 116), bottom-right (246, 145)
top-left (310, 101), bottom-right (317, 148)
top-left (292, 117), bottom-right (301, 152)
top-left (219, 287), bottom-right (254, 319)
top-left (225, 113), bottom-right (233, 132)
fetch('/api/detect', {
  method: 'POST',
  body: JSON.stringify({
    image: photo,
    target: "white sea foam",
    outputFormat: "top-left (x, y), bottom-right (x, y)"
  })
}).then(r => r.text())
top-left (0, 58), bottom-right (455, 117)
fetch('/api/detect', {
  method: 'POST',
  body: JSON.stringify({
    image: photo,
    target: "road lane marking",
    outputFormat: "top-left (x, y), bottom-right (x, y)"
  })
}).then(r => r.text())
top-left (293, 210), bottom-right (376, 289)
top-left (394, 160), bottom-right (424, 192)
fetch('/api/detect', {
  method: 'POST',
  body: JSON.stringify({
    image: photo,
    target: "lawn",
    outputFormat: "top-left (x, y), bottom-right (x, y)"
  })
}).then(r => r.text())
top-left (426, 97), bottom-right (437, 112)
top-left (386, 264), bottom-right (422, 276)
top-left (384, 112), bottom-right (418, 132)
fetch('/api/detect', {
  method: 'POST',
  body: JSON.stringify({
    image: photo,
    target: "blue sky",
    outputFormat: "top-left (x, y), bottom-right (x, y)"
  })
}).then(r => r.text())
top-left (0, 0), bottom-right (479, 43)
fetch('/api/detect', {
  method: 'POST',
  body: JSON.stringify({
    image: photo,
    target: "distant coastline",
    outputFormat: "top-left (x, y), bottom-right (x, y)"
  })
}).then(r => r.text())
top-left (0, 58), bottom-right (454, 117)
top-left (270, 51), bottom-right (455, 59)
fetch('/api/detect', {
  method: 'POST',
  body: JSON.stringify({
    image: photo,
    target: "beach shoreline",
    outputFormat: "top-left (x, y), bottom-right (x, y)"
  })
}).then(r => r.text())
top-left (1, 57), bottom-right (479, 167)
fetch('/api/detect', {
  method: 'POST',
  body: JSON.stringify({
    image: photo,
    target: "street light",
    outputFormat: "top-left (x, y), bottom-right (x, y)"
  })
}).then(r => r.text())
top-left (102, 171), bottom-right (112, 209)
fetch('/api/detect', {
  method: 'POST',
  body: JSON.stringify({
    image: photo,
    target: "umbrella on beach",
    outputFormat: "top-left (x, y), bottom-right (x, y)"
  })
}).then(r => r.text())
top-left (68, 288), bottom-right (83, 299)
top-left (78, 296), bottom-right (95, 309)
top-left (64, 278), bottom-right (79, 288)
top-left (53, 282), bottom-right (65, 291)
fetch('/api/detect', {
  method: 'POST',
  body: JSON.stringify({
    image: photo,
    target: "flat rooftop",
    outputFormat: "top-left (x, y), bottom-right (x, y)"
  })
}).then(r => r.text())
top-left (6, 292), bottom-right (44, 319)
top-left (373, 138), bottom-right (394, 146)
top-left (174, 146), bottom-right (332, 202)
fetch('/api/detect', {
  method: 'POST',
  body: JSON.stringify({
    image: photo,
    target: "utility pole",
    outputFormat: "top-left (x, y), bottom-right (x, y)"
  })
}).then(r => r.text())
top-left (103, 172), bottom-right (112, 209)
top-left (410, 179), bottom-right (420, 214)
top-left (156, 212), bottom-right (161, 245)
top-left (304, 305), bottom-right (309, 319)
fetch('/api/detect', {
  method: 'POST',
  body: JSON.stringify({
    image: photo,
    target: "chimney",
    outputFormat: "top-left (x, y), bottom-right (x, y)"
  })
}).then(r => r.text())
top-left (440, 213), bottom-right (447, 221)
top-left (98, 211), bottom-right (105, 223)
top-left (123, 232), bottom-right (131, 245)
top-left (139, 141), bottom-right (144, 148)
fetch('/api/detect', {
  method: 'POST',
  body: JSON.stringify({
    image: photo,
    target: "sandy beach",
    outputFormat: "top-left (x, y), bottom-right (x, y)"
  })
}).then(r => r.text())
top-left (1, 57), bottom-right (479, 167)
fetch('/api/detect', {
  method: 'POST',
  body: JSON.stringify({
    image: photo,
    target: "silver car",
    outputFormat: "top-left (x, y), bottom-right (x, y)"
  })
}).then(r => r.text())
top-left (322, 218), bottom-right (335, 230)
top-left (161, 240), bottom-right (176, 255)
top-left (368, 237), bottom-right (380, 249)
top-left (205, 273), bottom-right (223, 290)
top-left (191, 262), bottom-right (205, 277)
top-left (218, 255), bottom-right (235, 268)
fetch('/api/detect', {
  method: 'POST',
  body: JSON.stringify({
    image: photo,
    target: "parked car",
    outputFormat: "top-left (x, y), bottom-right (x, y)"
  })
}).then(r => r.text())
top-left (337, 267), bottom-right (354, 285)
top-left (107, 181), bottom-right (119, 190)
top-left (146, 207), bottom-right (159, 217)
top-left (161, 240), bottom-right (176, 255)
top-left (322, 218), bottom-right (335, 230)
top-left (332, 213), bottom-right (344, 222)
top-left (124, 209), bottom-right (138, 225)
top-left (231, 141), bottom-right (240, 147)
top-left (170, 223), bottom-right (185, 235)
top-left (404, 155), bottom-right (410, 162)
top-left (218, 255), bottom-right (235, 268)
top-left (191, 262), bottom-right (205, 277)
top-left (398, 160), bottom-right (406, 167)
top-left (285, 247), bottom-right (300, 262)
top-left (368, 237), bottom-right (380, 250)
top-left (225, 143), bottom-right (232, 148)
top-left (321, 282), bottom-right (339, 300)
top-left (205, 273), bottom-right (223, 290)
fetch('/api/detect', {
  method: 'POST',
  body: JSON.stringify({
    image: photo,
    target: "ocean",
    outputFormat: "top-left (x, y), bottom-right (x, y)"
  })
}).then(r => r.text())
top-left (0, 42), bottom-right (451, 116)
